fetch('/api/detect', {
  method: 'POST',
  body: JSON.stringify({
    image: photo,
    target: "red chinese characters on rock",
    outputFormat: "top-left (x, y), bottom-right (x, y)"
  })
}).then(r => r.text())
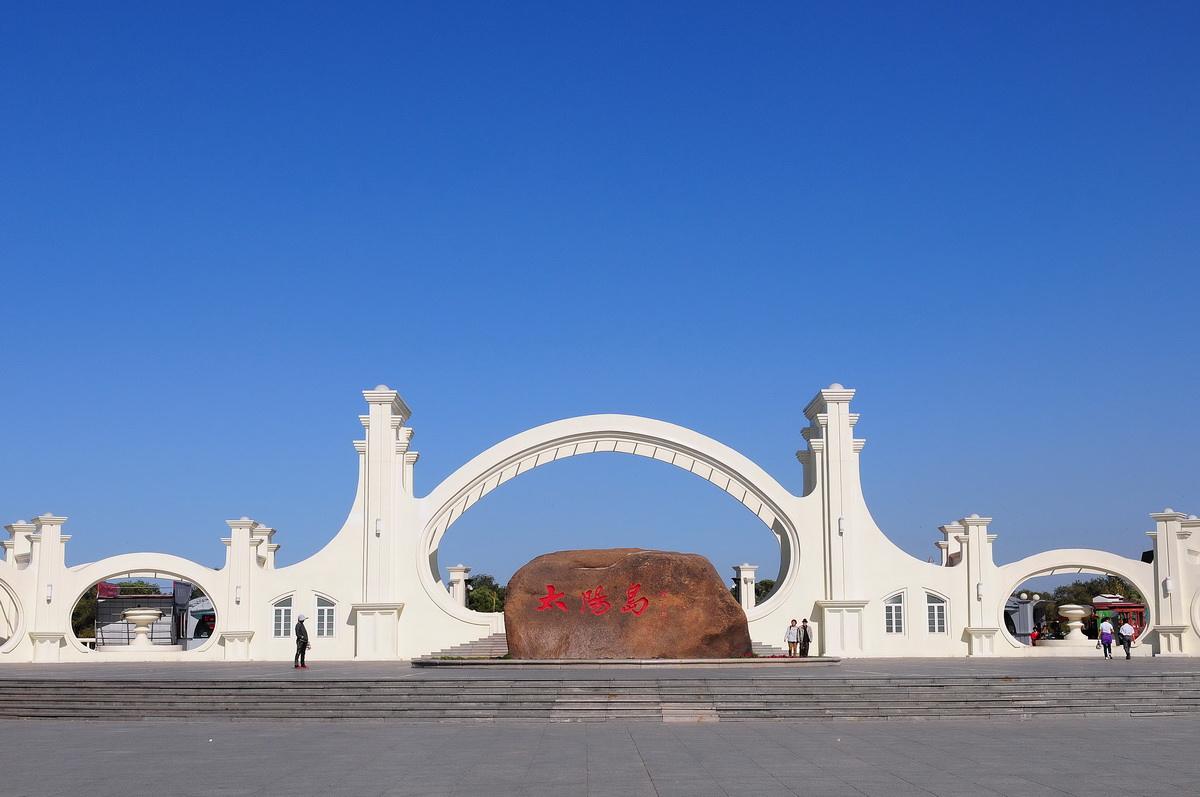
top-left (534, 583), bottom-right (650, 616)
top-left (619, 583), bottom-right (650, 617)
top-left (535, 584), bottom-right (568, 612)
top-left (580, 586), bottom-right (611, 615)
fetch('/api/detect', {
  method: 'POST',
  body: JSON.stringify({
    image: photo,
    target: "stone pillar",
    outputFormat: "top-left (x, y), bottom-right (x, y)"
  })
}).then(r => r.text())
top-left (3, 519), bottom-right (34, 565)
top-left (350, 385), bottom-right (412, 659)
top-left (733, 563), bottom-right (758, 612)
top-left (218, 517), bottom-right (260, 660)
top-left (447, 565), bottom-right (471, 607)
top-left (958, 514), bottom-right (1000, 656)
top-left (252, 525), bottom-right (279, 569)
top-left (801, 384), bottom-right (862, 601)
top-left (27, 514), bottom-right (69, 662)
top-left (802, 384), bottom-right (869, 656)
top-left (1148, 509), bottom-right (1193, 655)
top-left (935, 521), bottom-right (965, 566)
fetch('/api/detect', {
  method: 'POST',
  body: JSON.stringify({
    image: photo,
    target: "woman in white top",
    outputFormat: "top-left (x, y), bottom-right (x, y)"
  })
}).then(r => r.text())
top-left (784, 619), bottom-right (800, 657)
top-left (1098, 619), bottom-right (1115, 659)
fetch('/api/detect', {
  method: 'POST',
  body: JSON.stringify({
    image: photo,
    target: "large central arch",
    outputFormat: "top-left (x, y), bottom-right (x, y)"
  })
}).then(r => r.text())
top-left (415, 414), bottom-right (806, 621)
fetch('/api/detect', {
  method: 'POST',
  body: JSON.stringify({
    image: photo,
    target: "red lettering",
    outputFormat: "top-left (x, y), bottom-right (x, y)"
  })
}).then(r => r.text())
top-left (536, 584), bottom-right (568, 612)
top-left (620, 583), bottom-right (650, 617)
top-left (580, 586), bottom-right (611, 616)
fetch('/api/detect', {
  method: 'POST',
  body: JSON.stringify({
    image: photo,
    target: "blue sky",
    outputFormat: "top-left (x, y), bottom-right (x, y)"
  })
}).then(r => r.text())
top-left (1, 4), bottom-right (1197, 585)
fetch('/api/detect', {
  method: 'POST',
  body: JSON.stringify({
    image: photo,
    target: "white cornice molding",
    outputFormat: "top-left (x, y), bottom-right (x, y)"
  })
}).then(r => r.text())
top-left (803, 384), bottom-right (856, 419)
top-left (362, 386), bottom-right (412, 421)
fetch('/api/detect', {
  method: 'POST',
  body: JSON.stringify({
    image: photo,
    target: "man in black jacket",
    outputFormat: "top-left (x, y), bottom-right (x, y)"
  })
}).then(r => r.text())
top-left (294, 614), bottom-right (310, 669)
top-left (798, 619), bottom-right (813, 658)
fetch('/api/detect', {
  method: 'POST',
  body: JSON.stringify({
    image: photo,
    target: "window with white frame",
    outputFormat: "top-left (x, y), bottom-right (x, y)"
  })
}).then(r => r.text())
top-left (273, 597), bottom-right (293, 638)
top-left (926, 593), bottom-right (947, 634)
top-left (884, 593), bottom-right (904, 634)
top-left (316, 596), bottom-right (335, 637)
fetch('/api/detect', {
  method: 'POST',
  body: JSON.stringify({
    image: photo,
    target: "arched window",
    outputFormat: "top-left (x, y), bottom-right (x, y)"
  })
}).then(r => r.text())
top-left (884, 593), bottom-right (904, 634)
top-left (926, 593), bottom-right (947, 634)
top-left (273, 597), bottom-right (293, 638)
top-left (316, 596), bottom-right (335, 638)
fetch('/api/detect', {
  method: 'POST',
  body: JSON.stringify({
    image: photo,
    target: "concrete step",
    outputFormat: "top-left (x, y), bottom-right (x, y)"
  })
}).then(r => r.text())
top-left (5, 672), bottom-right (1200, 722)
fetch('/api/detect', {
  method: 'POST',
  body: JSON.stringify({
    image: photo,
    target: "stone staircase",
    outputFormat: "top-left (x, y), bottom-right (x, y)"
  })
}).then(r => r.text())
top-left (424, 632), bottom-right (510, 659)
top-left (418, 633), bottom-right (789, 660)
top-left (3, 672), bottom-right (1199, 722)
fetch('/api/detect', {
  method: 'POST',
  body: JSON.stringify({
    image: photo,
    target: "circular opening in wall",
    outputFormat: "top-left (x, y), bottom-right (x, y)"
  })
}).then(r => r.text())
top-left (0, 578), bottom-right (23, 654)
top-left (71, 574), bottom-right (217, 653)
top-left (1003, 571), bottom-right (1150, 653)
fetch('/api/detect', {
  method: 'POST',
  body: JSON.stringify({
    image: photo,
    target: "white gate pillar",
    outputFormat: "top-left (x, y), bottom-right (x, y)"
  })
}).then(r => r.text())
top-left (1148, 509), bottom-right (1194, 655)
top-left (733, 563), bottom-right (758, 612)
top-left (350, 385), bottom-right (411, 659)
top-left (27, 514), bottom-right (69, 662)
top-left (447, 565), bottom-right (471, 607)
top-left (959, 514), bottom-right (1000, 656)
top-left (218, 517), bottom-right (259, 661)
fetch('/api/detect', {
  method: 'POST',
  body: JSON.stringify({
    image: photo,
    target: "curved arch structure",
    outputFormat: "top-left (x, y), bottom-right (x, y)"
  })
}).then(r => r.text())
top-left (416, 415), bottom-right (807, 626)
top-left (2, 384), bottom-right (1198, 662)
top-left (996, 549), bottom-right (1156, 650)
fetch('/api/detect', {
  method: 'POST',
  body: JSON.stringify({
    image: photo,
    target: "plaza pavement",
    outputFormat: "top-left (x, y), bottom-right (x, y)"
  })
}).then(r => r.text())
top-left (0, 713), bottom-right (1194, 797)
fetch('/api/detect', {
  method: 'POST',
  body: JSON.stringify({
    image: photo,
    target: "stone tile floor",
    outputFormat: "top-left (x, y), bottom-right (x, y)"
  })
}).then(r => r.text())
top-left (0, 714), bottom-right (1194, 796)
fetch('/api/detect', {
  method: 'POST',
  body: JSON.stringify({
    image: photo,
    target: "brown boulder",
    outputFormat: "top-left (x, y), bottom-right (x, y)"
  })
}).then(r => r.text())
top-left (504, 548), bottom-right (752, 659)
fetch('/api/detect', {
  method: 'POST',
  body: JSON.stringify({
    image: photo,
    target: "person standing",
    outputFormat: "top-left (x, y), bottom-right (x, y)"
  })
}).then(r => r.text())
top-left (294, 613), bottom-right (311, 669)
top-left (1119, 619), bottom-right (1136, 660)
top-left (1098, 618), bottom-right (1115, 660)
top-left (798, 619), bottom-right (813, 658)
top-left (784, 619), bottom-right (800, 657)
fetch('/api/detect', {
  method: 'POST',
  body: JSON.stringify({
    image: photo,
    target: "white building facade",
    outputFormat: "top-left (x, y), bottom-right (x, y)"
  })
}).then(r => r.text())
top-left (2, 383), bottom-right (1196, 663)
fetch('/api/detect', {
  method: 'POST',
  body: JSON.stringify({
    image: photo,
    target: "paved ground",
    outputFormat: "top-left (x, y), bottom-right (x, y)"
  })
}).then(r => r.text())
top-left (0, 656), bottom-right (1195, 680)
top-left (0, 714), bottom-right (1195, 796)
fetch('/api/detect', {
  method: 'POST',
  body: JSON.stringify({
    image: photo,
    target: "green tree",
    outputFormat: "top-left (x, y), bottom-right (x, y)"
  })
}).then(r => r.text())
top-left (466, 574), bottom-right (506, 613)
top-left (72, 586), bottom-right (97, 638)
top-left (731, 578), bottom-right (777, 604)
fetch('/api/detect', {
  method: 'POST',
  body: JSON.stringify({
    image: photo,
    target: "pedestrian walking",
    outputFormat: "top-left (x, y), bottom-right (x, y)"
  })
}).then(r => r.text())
top-left (798, 618), bottom-right (813, 658)
top-left (1119, 619), bottom-right (1136, 660)
top-left (294, 613), bottom-right (311, 669)
top-left (1098, 618), bottom-right (1114, 660)
top-left (784, 619), bottom-right (800, 657)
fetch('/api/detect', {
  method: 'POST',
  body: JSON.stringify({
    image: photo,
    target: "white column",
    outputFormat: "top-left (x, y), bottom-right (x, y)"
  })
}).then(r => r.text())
top-left (801, 384), bottom-right (862, 601)
top-left (219, 517), bottom-right (260, 660)
top-left (3, 519), bottom-right (34, 565)
top-left (959, 514), bottom-right (1000, 656)
top-left (447, 565), bottom-right (471, 607)
top-left (351, 385), bottom-right (412, 659)
top-left (1148, 509), bottom-right (1193, 655)
top-left (27, 514), bottom-right (70, 662)
top-left (733, 563), bottom-right (758, 612)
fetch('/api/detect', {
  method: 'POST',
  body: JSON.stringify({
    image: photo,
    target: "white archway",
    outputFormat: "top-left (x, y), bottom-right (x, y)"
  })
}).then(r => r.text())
top-left (995, 549), bottom-right (1155, 650)
top-left (65, 553), bottom-right (224, 656)
top-left (416, 414), bottom-right (806, 623)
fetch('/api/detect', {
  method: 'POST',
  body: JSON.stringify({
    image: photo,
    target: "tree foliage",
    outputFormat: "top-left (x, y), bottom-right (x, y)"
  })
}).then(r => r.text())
top-left (466, 573), bottom-right (506, 613)
top-left (731, 578), bottom-right (776, 603)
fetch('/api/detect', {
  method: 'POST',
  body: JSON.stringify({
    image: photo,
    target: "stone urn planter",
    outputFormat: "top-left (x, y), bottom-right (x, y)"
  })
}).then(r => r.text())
top-left (1057, 604), bottom-right (1093, 641)
top-left (122, 607), bottom-right (163, 648)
